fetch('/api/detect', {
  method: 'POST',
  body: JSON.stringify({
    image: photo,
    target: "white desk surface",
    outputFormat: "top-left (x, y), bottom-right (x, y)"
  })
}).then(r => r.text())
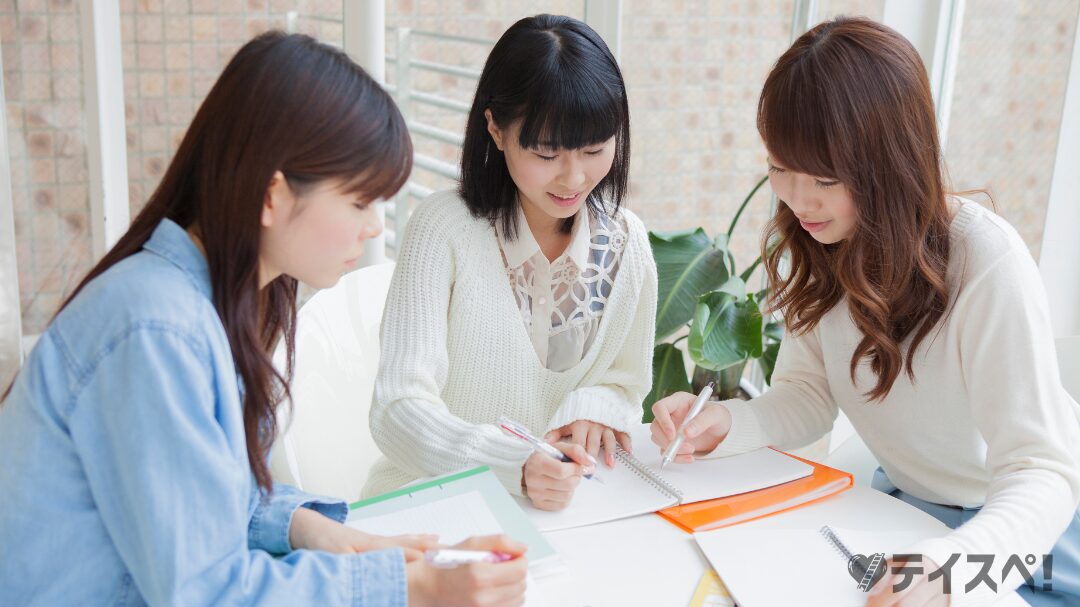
top-left (533, 486), bottom-right (1025, 607)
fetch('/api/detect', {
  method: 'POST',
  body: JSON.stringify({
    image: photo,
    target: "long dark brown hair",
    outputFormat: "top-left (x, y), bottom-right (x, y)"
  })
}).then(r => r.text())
top-left (6, 32), bottom-right (411, 491)
top-left (758, 17), bottom-right (952, 401)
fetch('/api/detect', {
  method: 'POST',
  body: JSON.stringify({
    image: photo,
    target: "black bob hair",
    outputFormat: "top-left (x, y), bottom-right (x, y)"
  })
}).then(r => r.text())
top-left (458, 14), bottom-right (631, 239)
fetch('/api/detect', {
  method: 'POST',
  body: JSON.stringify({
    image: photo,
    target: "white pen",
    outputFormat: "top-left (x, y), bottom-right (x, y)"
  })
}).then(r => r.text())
top-left (660, 381), bottom-right (716, 468)
top-left (425, 549), bottom-right (513, 568)
top-left (498, 416), bottom-right (603, 483)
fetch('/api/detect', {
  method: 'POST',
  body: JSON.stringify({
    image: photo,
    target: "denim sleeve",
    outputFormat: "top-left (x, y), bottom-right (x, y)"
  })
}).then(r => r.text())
top-left (67, 326), bottom-right (407, 606)
top-left (248, 482), bottom-right (349, 554)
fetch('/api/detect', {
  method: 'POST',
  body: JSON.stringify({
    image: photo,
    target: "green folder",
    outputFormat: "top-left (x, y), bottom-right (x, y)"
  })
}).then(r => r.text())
top-left (348, 466), bottom-right (558, 564)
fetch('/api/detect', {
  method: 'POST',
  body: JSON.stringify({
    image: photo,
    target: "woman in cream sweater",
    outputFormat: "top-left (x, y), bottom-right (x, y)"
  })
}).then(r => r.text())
top-left (363, 15), bottom-right (658, 512)
top-left (652, 17), bottom-right (1080, 607)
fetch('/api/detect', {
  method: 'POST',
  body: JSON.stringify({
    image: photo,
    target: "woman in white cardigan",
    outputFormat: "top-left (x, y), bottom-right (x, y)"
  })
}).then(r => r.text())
top-left (363, 15), bottom-right (658, 512)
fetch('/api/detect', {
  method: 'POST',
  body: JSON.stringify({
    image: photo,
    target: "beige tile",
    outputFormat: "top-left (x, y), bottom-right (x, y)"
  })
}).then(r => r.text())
top-left (136, 14), bottom-right (164, 42)
top-left (165, 15), bottom-right (191, 41)
top-left (22, 73), bottom-right (51, 100)
top-left (138, 71), bottom-right (165, 97)
top-left (164, 44), bottom-right (191, 69)
top-left (191, 15), bottom-right (216, 41)
top-left (48, 14), bottom-right (78, 43)
top-left (138, 42), bottom-right (165, 69)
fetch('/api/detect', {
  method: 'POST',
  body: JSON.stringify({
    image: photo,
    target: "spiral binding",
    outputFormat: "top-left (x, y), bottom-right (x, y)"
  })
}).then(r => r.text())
top-left (613, 444), bottom-right (684, 502)
top-left (819, 525), bottom-right (855, 561)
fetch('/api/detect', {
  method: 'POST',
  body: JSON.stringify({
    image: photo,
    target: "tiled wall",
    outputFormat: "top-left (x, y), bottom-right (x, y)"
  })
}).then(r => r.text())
top-left (1, 0), bottom-right (92, 334)
top-left (121, 0), bottom-right (345, 216)
top-left (946, 0), bottom-right (1079, 259)
top-left (3, 0), bottom-right (1076, 335)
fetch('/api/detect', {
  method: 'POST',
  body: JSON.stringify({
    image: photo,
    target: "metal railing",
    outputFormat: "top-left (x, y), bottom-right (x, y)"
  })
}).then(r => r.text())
top-left (384, 27), bottom-right (492, 255)
top-left (281, 16), bottom-right (488, 257)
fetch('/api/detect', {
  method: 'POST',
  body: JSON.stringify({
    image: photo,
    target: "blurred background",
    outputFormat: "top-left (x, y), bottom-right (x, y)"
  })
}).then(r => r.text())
top-left (2, 0), bottom-right (1079, 388)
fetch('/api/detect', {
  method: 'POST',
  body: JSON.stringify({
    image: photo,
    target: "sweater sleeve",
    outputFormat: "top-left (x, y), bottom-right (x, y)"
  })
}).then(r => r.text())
top-left (903, 249), bottom-right (1080, 606)
top-left (546, 216), bottom-right (658, 434)
top-left (706, 318), bottom-right (839, 457)
top-left (369, 197), bottom-right (533, 495)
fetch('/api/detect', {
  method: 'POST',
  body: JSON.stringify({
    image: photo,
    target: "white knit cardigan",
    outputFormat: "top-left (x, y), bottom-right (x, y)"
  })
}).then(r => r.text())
top-left (363, 191), bottom-right (658, 498)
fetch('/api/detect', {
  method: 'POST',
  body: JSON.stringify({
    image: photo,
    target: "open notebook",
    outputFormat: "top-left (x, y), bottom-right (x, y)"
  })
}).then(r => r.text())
top-left (347, 467), bottom-right (563, 581)
top-left (518, 423), bottom-right (814, 532)
top-left (694, 487), bottom-right (952, 607)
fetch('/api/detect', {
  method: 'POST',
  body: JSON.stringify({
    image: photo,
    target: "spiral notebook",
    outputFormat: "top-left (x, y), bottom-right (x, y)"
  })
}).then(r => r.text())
top-left (518, 424), bottom-right (814, 532)
top-left (693, 487), bottom-right (951, 607)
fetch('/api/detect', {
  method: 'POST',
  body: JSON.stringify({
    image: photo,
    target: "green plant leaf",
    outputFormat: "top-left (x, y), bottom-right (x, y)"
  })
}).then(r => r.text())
top-left (687, 292), bottom-right (764, 371)
top-left (761, 341), bottom-right (781, 385)
top-left (764, 321), bottom-right (784, 342)
top-left (717, 276), bottom-right (747, 299)
top-left (740, 256), bottom-right (763, 283)
top-left (650, 228), bottom-right (730, 341)
top-left (643, 343), bottom-right (692, 422)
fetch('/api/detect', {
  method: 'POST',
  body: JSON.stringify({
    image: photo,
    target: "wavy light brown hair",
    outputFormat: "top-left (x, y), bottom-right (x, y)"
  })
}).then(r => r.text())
top-left (758, 17), bottom-right (952, 401)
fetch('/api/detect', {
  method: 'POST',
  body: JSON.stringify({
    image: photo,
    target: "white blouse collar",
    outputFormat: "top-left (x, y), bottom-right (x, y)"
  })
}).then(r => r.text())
top-left (496, 202), bottom-right (592, 270)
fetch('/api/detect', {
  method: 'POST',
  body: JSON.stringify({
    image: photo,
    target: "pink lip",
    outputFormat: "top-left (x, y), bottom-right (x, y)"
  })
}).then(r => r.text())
top-left (799, 219), bottom-right (831, 233)
top-left (548, 192), bottom-right (581, 208)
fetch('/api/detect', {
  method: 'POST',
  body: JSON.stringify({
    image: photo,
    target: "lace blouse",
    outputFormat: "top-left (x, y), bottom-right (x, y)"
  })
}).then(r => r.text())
top-left (496, 204), bottom-right (628, 372)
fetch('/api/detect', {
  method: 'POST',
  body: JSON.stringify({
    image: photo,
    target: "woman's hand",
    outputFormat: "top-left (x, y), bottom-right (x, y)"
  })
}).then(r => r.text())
top-left (649, 392), bottom-right (732, 463)
top-left (521, 442), bottom-right (595, 511)
top-left (288, 507), bottom-right (438, 561)
top-left (865, 556), bottom-right (951, 607)
top-left (407, 535), bottom-right (529, 607)
top-left (544, 420), bottom-right (632, 468)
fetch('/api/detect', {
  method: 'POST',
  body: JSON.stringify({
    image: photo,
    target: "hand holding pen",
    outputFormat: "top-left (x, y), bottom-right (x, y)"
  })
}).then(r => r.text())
top-left (543, 419), bottom-right (632, 469)
top-left (649, 382), bottom-right (732, 466)
top-left (407, 535), bottom-right (528, 607)
top-left (499, 416), bottom-right (602, 512)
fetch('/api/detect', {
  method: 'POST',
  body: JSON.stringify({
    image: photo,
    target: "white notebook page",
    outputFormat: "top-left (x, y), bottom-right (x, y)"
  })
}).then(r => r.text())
top-left (346, 490), bottom-right (502, 545)
top-left (518, 424), bottom-right (815, 532)
top-left (697, 525), bottom-right (930, 606)
top-left (347, 491), bottom-right (546, 606)
top-left (624, 423), bottom-right (814, 503)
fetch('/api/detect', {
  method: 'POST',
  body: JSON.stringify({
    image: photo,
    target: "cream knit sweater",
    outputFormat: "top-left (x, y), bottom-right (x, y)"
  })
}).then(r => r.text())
top-left (711, 199), bottom-right (1080, 605)
top-left (363, 191), bottom-right (658, 498)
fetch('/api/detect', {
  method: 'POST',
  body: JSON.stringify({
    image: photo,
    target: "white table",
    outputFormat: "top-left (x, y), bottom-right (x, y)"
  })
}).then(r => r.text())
top-left (533, 486), bottom-right (1026, 607)
top-left (539, 512), bottom-right (708, 606)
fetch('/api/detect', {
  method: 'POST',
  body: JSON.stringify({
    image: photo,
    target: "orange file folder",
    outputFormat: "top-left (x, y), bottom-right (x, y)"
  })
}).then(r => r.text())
top-left (657, 451), bottom-right (853, 533)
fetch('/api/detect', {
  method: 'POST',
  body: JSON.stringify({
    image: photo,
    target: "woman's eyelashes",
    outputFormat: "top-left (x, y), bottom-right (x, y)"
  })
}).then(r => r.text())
top-left (532, 147), bottom-right (606, 161)
top-left (767, 163), bottom-right (839, 189)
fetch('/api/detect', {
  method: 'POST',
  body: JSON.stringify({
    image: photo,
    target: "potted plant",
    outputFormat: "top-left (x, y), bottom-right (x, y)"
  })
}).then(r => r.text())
top-left (644, 176), bottom-right (782, 422)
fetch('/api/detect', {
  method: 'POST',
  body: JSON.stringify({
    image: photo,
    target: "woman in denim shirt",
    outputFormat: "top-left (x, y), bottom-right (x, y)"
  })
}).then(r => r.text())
top-left (0, 32), bottom-right (527, 607)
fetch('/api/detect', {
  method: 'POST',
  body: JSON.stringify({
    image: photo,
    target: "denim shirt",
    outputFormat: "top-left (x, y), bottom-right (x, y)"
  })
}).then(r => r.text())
top-left (0, 220), bottom-right (406, 606)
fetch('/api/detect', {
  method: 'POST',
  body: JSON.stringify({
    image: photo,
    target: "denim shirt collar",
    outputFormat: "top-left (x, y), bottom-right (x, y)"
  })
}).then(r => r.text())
top-left (142, 219), bottom-right (213, 301)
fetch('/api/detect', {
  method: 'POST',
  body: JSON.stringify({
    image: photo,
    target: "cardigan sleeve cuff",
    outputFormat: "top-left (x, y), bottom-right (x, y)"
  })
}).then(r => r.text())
top-left (702, 399), bottom-right (771, 458)
top-left (465, 431), bottom-right (534, 497)
top-left (545, 385), bottom-right (642, 434)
